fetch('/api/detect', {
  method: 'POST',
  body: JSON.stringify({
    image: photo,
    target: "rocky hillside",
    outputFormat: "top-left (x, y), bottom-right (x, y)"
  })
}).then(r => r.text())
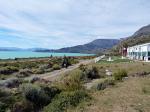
top-left (112, 24), bottom-right (150, 55)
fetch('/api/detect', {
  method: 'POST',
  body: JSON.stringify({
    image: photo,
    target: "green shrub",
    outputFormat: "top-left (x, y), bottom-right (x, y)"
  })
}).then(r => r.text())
top-left (21, 84), bottom-right (50, 108)
top-left (21, 84), bottom-right (60, 109)
top-left (79, 64), bottom-right (87, 71)
top-left (61, 70), bottom-right (83, 91)
top-left (39, 64), bottom-right (50, 69)
top-left (41, 86), bottom-right (61, 99)
top-left (0, 66), bottom-right (19, 75)
top-left (11, 101), bottom-right (34, 112)
top-left (52, 64), bottom-right (61, 70)
top-left (32, 68), bottom-right (45, 74)
top-left (92, 78), bottom-right (115, 90)
top-left (113, 69), bottom-right (128, 80)
top-left (142, 86), bottom-right (150, 94)
top-left (0, 89), bottom-right (16, 112)
top-left (0, 102), bottom-right (7, 112)
top-left (83, 66), bottom-right (100, 80)
top-left (69, 58), bottom-right (79, 64)
top-left (44, 90), bottom-right (88, 112)
top-left (0, 78), bottom-right (22, 88)
top-left (16, 69), bottom-right (33, 78)
top-left (44, 68), bottom-right (53, 73)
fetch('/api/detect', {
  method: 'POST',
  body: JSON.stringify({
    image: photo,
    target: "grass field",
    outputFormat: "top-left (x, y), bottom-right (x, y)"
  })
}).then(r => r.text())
top-left (98, 56), bottom-right (131, 63)
top-left (70, 76), bottom-right (150, 112)
top-left (94, 56), bottom-right (150, 75)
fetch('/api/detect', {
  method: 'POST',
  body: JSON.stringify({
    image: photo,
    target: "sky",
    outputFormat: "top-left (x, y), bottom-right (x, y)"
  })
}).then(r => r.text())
top-left (0, 0), bottom-right (150, 49)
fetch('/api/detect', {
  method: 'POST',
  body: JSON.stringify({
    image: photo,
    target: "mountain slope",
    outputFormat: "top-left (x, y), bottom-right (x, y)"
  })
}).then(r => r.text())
top-left (118, 24), bottom-right (150, 47)
top-left (112, 24), bottom-right (150, 55)
top-left (133, 24), bottom-right (150, 37)
top-left (51, 39), bottom-right (120, 54)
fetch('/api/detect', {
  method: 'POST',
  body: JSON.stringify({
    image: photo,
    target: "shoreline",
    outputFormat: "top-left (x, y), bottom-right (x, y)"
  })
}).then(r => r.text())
top-left (0, 51), bottom-right (95, 60)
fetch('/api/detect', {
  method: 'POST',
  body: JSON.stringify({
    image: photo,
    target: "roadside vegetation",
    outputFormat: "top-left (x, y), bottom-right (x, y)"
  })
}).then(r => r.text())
top-left (0, 56), bottom-right (81, 80)
top-left (0, 56), bottom-right (150, 112)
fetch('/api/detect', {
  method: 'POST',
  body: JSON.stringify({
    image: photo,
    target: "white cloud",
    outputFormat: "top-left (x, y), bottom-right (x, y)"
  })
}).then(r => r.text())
top-left (0, 0), bottom-right (150, 48)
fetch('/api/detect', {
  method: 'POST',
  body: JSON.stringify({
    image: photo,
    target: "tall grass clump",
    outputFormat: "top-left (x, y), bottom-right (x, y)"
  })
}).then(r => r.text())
top-left (92, 78), bottom-right (115, 90)
top-left (113, 69), bottom-right (128, 80)
top-left (52, 64), bottom-right (61, 70)
top-left (61, 70), bottom-right (83, 91)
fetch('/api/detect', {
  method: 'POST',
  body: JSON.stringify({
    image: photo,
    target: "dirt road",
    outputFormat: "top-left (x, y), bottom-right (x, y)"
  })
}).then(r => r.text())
top-left (26, 59), bottom-right (94, 81)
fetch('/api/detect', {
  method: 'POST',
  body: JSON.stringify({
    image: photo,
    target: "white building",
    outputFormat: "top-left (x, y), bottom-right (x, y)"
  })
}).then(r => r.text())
top-left (127, 43), bottom-right (150, 61)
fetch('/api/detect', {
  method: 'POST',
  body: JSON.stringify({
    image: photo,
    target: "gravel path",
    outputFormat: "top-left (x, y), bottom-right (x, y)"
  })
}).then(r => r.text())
top-left (25, 59), bottom-right (94, 81)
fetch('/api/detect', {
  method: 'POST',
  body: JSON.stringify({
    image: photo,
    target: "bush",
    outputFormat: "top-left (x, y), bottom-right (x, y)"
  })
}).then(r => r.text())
top-left (0, 89), bottom-right (16, 112)
top-left (16, 69), bottom-right (33, 78)
top-left (61, 70), bottom-right (83, 91)
top-left (92, 78), bottom-right (115, 90)
top-left (0, 78), bottom-right (22, 88)
top-left (11, 101), bottom-right (34, 112)
top-left (41, 86), bottom-right (61, 99)
top-left (69, 58), bottom-right (79, 64)
top-left (44, 90), bottom-right (88, 112)
top-left (113, 69), bottom-right (128, 80)
top-left (32, 68), bottom-right (45, 74)
top-left (0, 102), bottom-right (7, 112)
top-left (52, 64), bottom-right (61, 70)
top-left (83, 66), bottom-right (100, 80)
top-left (79, 64), bottom-right (87, 71)
top-left (0, 66), bottom-right (19, 75)
top-left (21, 84), bottom-right (60, 109)
top-left (21, 84), bottom-right (50, 108)
top-left (39, 64), bottom-right (50, 69)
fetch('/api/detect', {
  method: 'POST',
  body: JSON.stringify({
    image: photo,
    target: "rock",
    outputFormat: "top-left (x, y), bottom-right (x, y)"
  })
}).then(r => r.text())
top-left (105, 69), bottom-right (112, 76)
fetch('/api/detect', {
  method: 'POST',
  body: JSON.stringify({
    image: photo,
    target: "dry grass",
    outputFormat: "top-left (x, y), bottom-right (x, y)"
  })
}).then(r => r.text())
top-left (70, 76), bottom-right (150, 112)
top-left (90, 62), bottom-right (150, 75)
top-left (57, 61), bottom-right (150, 112)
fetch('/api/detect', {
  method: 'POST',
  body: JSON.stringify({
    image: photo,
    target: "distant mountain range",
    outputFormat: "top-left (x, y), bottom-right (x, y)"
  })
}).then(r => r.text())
top-left (0, 39), bottom-right (120, 54)
top-left (49, 39), bottom-right (120, 54)
top-left (0, 47), bottom-right (23, 51)
top-left (0, 47), bottom-right (50, 52)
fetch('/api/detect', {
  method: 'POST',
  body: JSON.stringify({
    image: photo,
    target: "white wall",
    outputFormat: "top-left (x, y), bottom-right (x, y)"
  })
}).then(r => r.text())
top-left (148, 45), bottom-right (150, 51)
top-left (141, 45), bottom-right (148, 52)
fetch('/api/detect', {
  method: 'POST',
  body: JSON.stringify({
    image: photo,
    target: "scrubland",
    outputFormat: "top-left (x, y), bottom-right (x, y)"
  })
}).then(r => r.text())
top-left (0, 56), bottom-right (150, 112)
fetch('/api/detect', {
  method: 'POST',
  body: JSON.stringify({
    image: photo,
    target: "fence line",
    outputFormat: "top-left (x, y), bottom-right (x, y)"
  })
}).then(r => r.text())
top-left (94, 55), bottom-right (105, 63)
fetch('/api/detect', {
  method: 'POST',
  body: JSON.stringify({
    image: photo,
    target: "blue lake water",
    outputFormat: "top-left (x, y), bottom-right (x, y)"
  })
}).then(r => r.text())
top-left (0, 51), bottom-right (94, 59)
